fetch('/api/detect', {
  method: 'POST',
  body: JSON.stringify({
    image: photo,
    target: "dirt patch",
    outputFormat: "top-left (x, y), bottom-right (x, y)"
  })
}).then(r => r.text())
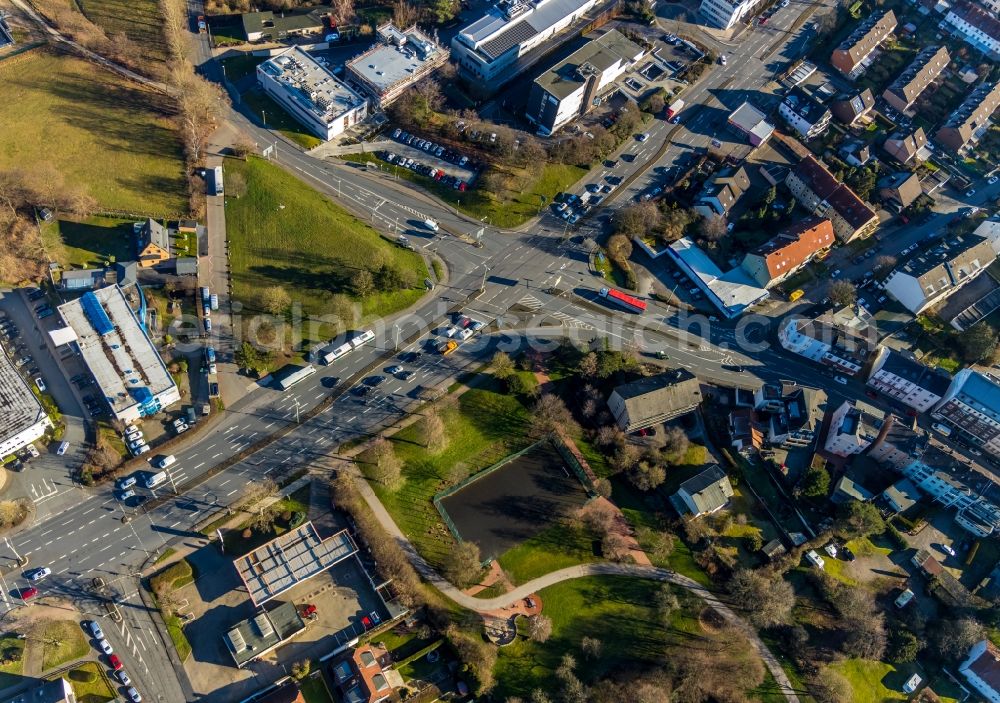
top-left (698, 607), bottom-right (726, 634)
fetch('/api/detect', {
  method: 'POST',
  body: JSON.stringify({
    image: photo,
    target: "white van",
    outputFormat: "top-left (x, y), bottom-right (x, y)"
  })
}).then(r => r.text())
top-left (423, 219), bottom-right (439, 232)
top-left (931, 422), bottom-right (952, 437)
top-left (144, 471), bottom-right (167, 489)
top-left (805, 549), bottom-right (825, 569)
top-left (155, 455), bottom-right (176, 469)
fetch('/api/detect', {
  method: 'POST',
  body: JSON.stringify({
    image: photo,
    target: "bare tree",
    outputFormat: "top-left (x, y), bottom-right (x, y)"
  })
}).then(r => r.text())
top-left (531, 394), bottom-right (577, 436)
top-left (418, 410), bottom-right (448, 452)
top-left (259, 285), bottom-right (291, 315)
top-left (661, 426), bottom-right (689, 463)
top-left (352, 269), bottom-right (375, 297)
top-left (613, 203), bottom-right (660, 238)
top-left (654, 583), bottom-right (679, 624)
top-left (829, 280), bottom-right (857, 307)
top-left (578, 351), bottom-right (598, 378)
top-left (592, 477), bottom-right (612, 499)
top-left (362, 437), bottom-right (403, 489)
top-left (874, 254), bottom-right (897, 272)
top-left (932, 618), bottom-right (986, 661)
top-left (811, 668), bottom-right (852, 703)
top-left (581, 636), bottom-right (602, 659)
top-left (444, 541), bottom-right (484, 588)
top-left (172, 67), bottom-right (225, 162)
top-left (843, 613), bottom-right (887, 660)
top-left (727, 568), bottom-right (794, 628)
top-left (596, 425), bottom-right (624, 448)
top-left (392, 0), bottom-right (420, 26)
top-left (527, 614), bottom-right (553, 642)
top-left (637, 527), bottom-right (675, 563)
top-left (699, 214), bottom-right (728, 242)
top-left (491, 351), bottom-right (515, 379)
top-left (601, 532), bottom-right (631, 562)
top-left (606, 233), bottom-right (634, 262)
top-left (328, 0), bottom-right (355, 24)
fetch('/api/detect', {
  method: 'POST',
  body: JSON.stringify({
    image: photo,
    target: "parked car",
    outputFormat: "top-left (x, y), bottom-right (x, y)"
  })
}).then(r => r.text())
top-left (34, 377), bottom-right (46, 392)
top-left (27, 567), bottom-right (51, 581)
top-left (86, 620), bottom-right (105, 639)
top-left (98, 639), bottom-right (113, 656)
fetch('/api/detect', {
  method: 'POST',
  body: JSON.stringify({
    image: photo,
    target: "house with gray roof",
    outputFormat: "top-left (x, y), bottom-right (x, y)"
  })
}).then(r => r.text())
top-left (881, 477), bottom-right (922, 513)
top-left (607, 369), bottom-right (702, 432)
top-left (671, 464), bottom-right (734, 517)
top-left (137, 218), bottom-right (170, 269)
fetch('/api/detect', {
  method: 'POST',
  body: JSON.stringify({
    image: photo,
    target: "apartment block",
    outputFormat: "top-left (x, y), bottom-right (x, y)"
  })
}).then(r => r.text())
top-left (699, 0), bottom-right (766, 30)
top-left (932, 369), bottom-right (1000, 456)
top-left (824, 399), bottom-right (886, 457)
top-left (778, 88), bottom-right (832, 139)
top-left (902, 459), bottom-right (1000, 537)
top-left (345, 24), bottom-right (450, 109)
top-left (740, 217), bottom-right (834, 288)
top-left (777, 305), bottom-right (875, 376)
top-left (830, 9), bottom-right (897, 76)
top-left (882, 45), bottom-right (950, 113)
top-left (935, 81), bottom-right (1000, 153)
top-left (785, 155), bottom-right (879, 243)
top-left (943, 0), bottom-right (1000, 56)
top-left (866, 347), bottom-right (952, 413)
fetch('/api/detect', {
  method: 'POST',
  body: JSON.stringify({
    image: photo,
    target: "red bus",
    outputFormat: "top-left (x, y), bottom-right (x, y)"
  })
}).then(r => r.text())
top-left (599, 287), bottom-right (647, 313)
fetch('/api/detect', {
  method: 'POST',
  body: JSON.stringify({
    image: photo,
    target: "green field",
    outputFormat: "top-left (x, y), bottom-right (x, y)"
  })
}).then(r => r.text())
top-left (0, 49), bottom-right (187, 215)
top-left (493, 576), bottom-right (696, 698)
top-left (829, 659), bottom-right (924, 703)
top-left (0, 635), bottom-right (25, 687)
top-left (76, 0), bottom-right (169, 66)
top-left (299, 674), bottom-right (335, 703)
top-left (371, 378), bottom-right (532, 569)
top-left (224, 156), bottom-right (427, 328)
top-left (41, 216), bottom-right (135, 268)
top-left (342, 153), bottom-right (587, 229)
top-left (497, 520), bottom-right (600, 586)
top-left (241, 88), bottom-right (323, 150)
top-left (66, 661), bottom-right (116, 702)
top-left (40, 620), bottom-right (89, 671)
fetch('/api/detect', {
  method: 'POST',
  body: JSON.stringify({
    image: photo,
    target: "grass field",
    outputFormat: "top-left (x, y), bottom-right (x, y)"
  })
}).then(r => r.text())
top-left (41, 216), bottom-right (135, 268)
top-left (224, 156), bottom-right (427, 330)
top-left (342, 153), bottom-right (586, 228)
top-left (76, 0), bottom-right (169, 66)
top-left (0, 49), bottom-right (187, 215)
top-left (0, 635), bottom-right (24, 687)
top-left (299, 674), bottom-right (335, 703)
top-left (242, 88), bottom-right (324, 150)
top-left (40, 620), bottom-right (89, 671)
top-left (372, 377), bottom-right (532, 569)
top-left (66, 661), bottom-right (117, 702)
top-left (829, 659), bottom-right (924, 703)
top-left (497, 520), bottom-right (599, 585)
top-left (493, 576), bottom-right (697, 698)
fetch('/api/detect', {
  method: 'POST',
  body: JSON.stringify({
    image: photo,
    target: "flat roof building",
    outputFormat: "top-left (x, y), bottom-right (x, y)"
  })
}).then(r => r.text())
top-left (55, 286), bottom-right (179, 423)
top-left (778, 88), bottom-right (831, 139)
top-left (0, 351), bottom-right (52, 458)
top-left (257, 46), bottom-right (368, 141)
top-left (830, 9), bottom-right (897, 76)
top-left (727, 102), bottom-right (774, 146)
top-left (224, 601), bottom-right (307, 668)
top-left (699, 0), bottom-right (766, 30)
top-left (451, 0), bottom-right (601, 88)
top-left (669, 237), bottom-right (770, 318)
top-left (824, 399), bottom-right (886, 457)
top-left (525, 29), bottom-right (644, 136)
top-left (240, 9), bottom-right (326, 42)
top-left (932, 369), bottom-right (1000, 457)
top-left (935, 80), bottom-right (1000, 153)
top-left (346, 23), bottom-right (450, 109)
top-left (0, 678), bottom-right (75, 703)
top-left (882, 45), bottom-right (950, 114)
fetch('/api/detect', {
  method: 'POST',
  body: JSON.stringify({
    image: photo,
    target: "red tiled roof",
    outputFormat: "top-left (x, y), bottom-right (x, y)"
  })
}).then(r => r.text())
top-left (791, 156), bottom-right (877, 228)
top-left (751, 217), bottom-right (835, 279)
top-left (949, 0), bottom-right (1000, 40)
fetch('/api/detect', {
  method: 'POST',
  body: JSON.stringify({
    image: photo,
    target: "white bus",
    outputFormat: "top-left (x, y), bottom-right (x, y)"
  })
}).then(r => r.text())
top-left (321, 342), bottom-right (352, 365)
top-left (276, 364), bottom-right (317, 391)
top-left (350, 330), bottom-right (375, 349)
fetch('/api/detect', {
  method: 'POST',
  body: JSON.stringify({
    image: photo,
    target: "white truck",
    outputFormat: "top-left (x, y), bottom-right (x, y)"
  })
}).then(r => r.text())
top-left (666, 98), bottom-right (684, 120)
top-left (423, 218), bottom-right (439, 232)
top-left (213, 166), bottom-right (223, 196)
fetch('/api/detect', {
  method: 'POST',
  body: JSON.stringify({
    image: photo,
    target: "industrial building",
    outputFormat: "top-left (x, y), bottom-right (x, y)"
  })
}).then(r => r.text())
top-left (55, 286), bottom-right (180, 423)
top-left (257, 46), bottom-right (368, 141)
top-left (451, 0), bottom-right (601, 88)
top-left (727, 102), bottom-right (774, 146)
top-left (0, 351), bottom-right (52, 458)
top-left (669, 237), bottom-right (770, 319)
top-left (345, 23), bottom-right (450, 109)
top-left (525, 29), bottom-right (644, 135)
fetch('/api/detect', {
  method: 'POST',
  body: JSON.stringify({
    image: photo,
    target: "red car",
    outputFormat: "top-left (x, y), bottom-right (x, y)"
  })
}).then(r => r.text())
top-left (109, 654), bottom-right (123, 671)
top-left (19, 587), bottom-right (37, 601)
top-left (361, 615), bottom-right (373, 630)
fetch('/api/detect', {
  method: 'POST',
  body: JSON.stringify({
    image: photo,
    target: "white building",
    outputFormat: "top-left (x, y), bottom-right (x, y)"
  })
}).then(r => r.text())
top-left (776, 308), bottom-right (873, 376)
top-left (525, 30), bottom-right (643, 135)
top-left (672, 465), bottom-right (734, 517)
top-left (778, 89), bottom-right (832, 140)
top-left (932, 369), bottom-right (1000, 455)
top-left (55, 287), bottom-right (180, 424)
top-left (866, 347), bottom-right (952, 413)
top-left (960, 640), bottom-right (1000, 703)
top-left (345, 24), bottom-right (450, 109)
top-left (257, 47), bottom-right (368, 141)
top-left (699, 0), bottom-right (765, 30)
top-left (668, 237), bottom-right (769, 319)
top-left (0, 352), bottom-right (52, 458)
top-left (902, 459), bottom-right (1000, 537)
top-left (942, 0), bottom-right (1000, 57)
top-left (824, 399), bottom-right (885, 457)
top-left (451, 0), bottom-right (601, 87)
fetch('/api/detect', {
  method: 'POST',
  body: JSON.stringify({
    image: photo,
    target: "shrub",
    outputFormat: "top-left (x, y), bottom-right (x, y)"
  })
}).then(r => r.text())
top-left (68, 668), bottom-right (97, 683)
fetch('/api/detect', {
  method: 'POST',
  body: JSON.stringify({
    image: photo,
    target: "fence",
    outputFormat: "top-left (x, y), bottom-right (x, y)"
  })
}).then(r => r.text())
top-left (551, 434), bottom-right (598, 499)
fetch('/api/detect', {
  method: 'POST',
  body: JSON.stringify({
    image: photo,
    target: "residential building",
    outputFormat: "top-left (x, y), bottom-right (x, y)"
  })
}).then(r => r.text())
top-left (877, 172), bottom-right (923, 210)
top-left (137, 218), bottom-right (170, 268)
top-left (902, 459), bottom-right (1000, 536)
top-left (346, 24), bottom-right (450, 109)
top-left (254, 681), bottom-right (305, 703)
top-left (882, 45), bottom-right (950, 113)
top-left (671, 464), bottom-right (734, 517)
top-left (240, 9), bottom-right (326, 42)
top-left (935, 80), bottom-right (1000, 153)
top-left (868, 416), bottom-right (928, 468)
top-left (740, 217), bottom-right (835, 288)
top-left (882, 477), bottom-right (922, 513)
top-left (451, 0), bottom-right (601, 87)
top-left (943, 0), bottom-right (1000, 56)
top-left (699, 0), bottom-right (766, 30)
top-left (824, 399), bottom-right (886, 457)
top-left (884, 233), bottom-right (999, 314)
top-left (61, 269), bottom-right (105, 291)
top-left (832, 473), bottom-right (875, 504)
top-left (785, 155), bottom-right (879, 243)
top-left (55, 286), bottom-right (180, 423)
top-left (223, 602), bottom-right (307, 668)
top-left (692, 166), bottom-right (751, 218)
top-left (257, 47), bottom-right (368, 141)
top-left (668, 237), bottom-right (770, 319)
top-left (830, 88), bottom-right (875, 125)
top-left (866, 347), bottom-right (952, 413)
top-left (778, 88), bottom-right (832, 139)
top-left (729, 406), bottom-right (763, 452)
top-left (0, 351), bottom-right (51, 469)
top-left (883, 127), bottom-right (932, 165)
top-left (607, 369), bottom-right (702, 432)
top-left (0, 678), bottom-right (76, 703)
top-left (960, 640), bottom-right (1000, 703)
top-left (839, 140), bottom-right (873, 167)
top-left (754, 383), bottom-right (827, 448)
top-left (830, 9), bottom-right (898, 76)
top-left (525, 30), bottom-right (644, 136)
top-left (932, 369), bottom-right (1000, 454)
top-left (727, 102), bottom-right (774, 146)
top-left (330, 643), bottom-right (401, 703)
top-left (777, 306), bottom-right (875, 376)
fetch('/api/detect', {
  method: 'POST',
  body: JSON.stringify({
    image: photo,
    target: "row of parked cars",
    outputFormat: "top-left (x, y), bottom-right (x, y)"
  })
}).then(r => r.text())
top-left (390, 128), bottom-right (473, 169)
top-left (442, 313), bottom-right (485, 341)
top-left (381, 151), bottom-right (469, 191)
top-left (85, 620), bottom-right (143, 701)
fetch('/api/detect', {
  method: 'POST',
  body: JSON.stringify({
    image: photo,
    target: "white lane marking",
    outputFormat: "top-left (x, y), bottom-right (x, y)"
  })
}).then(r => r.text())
top-left (227, 488), bottom-right (239, 496)
top-left (193, 462), bottom-right (205, 470)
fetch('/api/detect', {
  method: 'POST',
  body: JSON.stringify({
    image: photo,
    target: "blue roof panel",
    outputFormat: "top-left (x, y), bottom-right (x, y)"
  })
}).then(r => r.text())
top-left (80, 291), bottom-right (114, 336)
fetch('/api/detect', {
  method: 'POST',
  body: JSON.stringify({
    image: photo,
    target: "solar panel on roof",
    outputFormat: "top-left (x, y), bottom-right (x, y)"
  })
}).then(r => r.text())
top-left (81, 292), bottom-right (114, 336)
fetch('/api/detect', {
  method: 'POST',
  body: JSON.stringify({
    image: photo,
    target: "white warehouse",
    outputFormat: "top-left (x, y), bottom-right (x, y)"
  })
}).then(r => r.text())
top-left (257, 46), bottom-right (368, 141)
top-left (0, 352), bottom-right (52, 458)
top-left (55, 286), bottom-right (180, 423)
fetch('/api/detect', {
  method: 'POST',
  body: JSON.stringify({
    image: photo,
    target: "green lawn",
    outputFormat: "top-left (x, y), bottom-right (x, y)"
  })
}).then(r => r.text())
top-left (0, 635), bottom-right (25, 687)
top-left (40, 620), bottom-right (89, 672)
top-left (241, 88), bottom-right (324, 150)
top-left (41, 216), bottom-right (135, 269)
top-left (493, 575), bottom-right (697, 699)
top-left (65, 661), bottom-right (116, 703)
top-left (342, 152), bottom-right (587, 229)
top-left (497, 520), bottom-right (599, 586)
top-left (0, 49), bottom-right (187, 215)
top-left (221, 53), bottom-right (265, 82)
top-left (372, 378), bottom-right (532, 569)
top-left (224, 156), bottom-right (428, 333)
top-left (830, 659), bottom-right (920, 703)
top-left (299, 674), bottom-right (335, 703)
top-left (76, 0), bottom-right (169, 66)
